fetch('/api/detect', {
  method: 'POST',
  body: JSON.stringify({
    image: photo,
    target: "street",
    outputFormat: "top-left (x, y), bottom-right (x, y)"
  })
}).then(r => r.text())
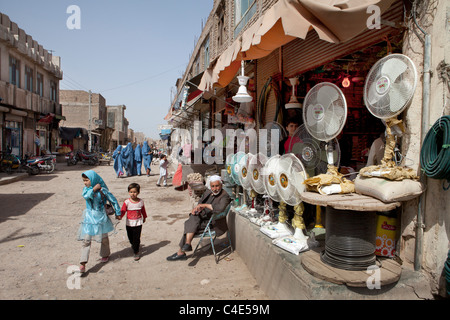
top-left (0, 162), bottom-right (267, 300)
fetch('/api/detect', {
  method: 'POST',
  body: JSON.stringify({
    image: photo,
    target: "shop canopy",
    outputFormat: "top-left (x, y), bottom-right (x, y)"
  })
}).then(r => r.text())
top-left (198, 0), bottom-right (396, 91)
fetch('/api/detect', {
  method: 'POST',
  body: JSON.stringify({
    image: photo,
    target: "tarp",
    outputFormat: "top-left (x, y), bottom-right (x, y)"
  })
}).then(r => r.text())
top-left (59, 127), bottom-right (88, 141)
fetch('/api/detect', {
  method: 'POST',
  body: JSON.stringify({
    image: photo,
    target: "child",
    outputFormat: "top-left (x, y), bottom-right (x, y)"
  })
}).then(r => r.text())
top-left (283, 118), bottom-right (301, 154)
top-left (78, 170), bottom-right (121, 273)
top-left (156, 154), bottom-right (168, 187)
top-left (118, 183), bottom-right (147, 260)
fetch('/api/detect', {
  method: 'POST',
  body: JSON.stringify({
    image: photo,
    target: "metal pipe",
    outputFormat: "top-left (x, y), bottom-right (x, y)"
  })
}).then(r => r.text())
top-left (412, 1), bottom-right (431, 272)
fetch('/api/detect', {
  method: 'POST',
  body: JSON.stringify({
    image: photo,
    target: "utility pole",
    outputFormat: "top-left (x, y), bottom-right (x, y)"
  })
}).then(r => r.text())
top-left (88, 90), bottom-right (92, 152)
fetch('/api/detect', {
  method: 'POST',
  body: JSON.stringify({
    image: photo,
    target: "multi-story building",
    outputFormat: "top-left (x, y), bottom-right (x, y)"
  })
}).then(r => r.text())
top-left (106, 104), bottom-right (128, 150)
top-left (0, 12), bottom-right (63, 157)
top-left (60, 90), bottom-right (113, 151)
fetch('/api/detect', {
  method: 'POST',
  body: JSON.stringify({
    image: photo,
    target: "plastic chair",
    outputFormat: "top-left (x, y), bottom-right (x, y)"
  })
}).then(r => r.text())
top-left (193, 203), bottom-right (233, 263)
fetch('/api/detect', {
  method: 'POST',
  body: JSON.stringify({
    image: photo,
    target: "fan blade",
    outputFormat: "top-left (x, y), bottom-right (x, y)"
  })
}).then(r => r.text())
top-left (381, 57), bottom-right (407, 83)
top-left (293, 171), bottom-right (307, 193)
top-left (306, 102), bottom-right (319, 126)
top-left (367, 81), bottom-right (383, 106)
top-left (389, 81), bottom-right (413, 113)
top-left (322, 104), bottom-right (343, 137)
top-left (317, 85), bottom-right (339, 107)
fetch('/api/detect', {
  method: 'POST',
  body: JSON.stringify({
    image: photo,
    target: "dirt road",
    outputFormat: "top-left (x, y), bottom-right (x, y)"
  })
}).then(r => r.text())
top-left (0, 163), bottom-right (267, 300)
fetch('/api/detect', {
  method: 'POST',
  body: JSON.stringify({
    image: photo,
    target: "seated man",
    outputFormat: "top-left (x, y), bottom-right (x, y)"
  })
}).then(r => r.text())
top-left (166, 175), bottom-right (231, 261)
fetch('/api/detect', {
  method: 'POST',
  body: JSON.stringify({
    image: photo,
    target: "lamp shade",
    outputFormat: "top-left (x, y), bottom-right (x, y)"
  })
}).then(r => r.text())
top-left (233, 75), bottom-right (253, 103)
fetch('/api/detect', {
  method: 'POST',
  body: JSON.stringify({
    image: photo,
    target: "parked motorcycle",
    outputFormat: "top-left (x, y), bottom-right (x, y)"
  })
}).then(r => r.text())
top-left (26, 155), bottom-right (56, 174)
top-left (75, 150), bottom-right (99, 165)
top-left (65, 151), bottom-right (78, 166)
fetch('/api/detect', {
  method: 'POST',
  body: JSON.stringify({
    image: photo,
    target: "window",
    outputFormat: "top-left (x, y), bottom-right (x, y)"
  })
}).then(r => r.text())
top-left (37, 73), bottom-right (44, 97)
top-left (50, 80), bottom-right (57, 102)
top-left (217, 10), bottom-right (225, 47)
top-left (25, 66), bottom-right (33, 92)
top-left (234, 0), bottom-right (256, 38)
top-left (204, 37), bottom-right (210, 69)
top-left (9, 56), bottom-right (20, 87)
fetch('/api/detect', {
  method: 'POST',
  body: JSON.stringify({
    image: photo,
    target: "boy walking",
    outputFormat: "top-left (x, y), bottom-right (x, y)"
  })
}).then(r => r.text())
top-left (119, 183), bottom-right (147, 260)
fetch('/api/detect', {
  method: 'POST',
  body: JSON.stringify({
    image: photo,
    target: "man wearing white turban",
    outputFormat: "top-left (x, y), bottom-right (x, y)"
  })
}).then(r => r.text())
top-left (167, 175), bottom-right (231, 261)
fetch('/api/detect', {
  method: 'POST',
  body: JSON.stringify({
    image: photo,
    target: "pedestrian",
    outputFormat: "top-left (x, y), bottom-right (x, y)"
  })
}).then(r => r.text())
top-left (77, 170), bottom-right (121, 273)
top-left (156, 154), bottom-right (168, 187)
top-left (134, 143), bottom-right (143, 176)
top-left (119, 183), bottom-right (147, 260)
top-left (122, 143), bottom-right (134, 177)
top-left (142, 141), bottom-right (153, 176)
top-left (112, 145), bottom-right (124, 178)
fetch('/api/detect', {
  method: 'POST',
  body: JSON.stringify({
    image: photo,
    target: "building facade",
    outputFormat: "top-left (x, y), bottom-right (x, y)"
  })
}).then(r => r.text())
top-left (167, 0), bottom-right (450, 297)
top-left (60, 90), bottom-right (113, 151)
top-left (0, 12), bottom-right (63, 157)
top-left (106, 104), bottom-right (128, 150)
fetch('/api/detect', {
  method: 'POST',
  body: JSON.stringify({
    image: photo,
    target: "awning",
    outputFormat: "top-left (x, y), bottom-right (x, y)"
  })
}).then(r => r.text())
top-left (199, 0), bottom-right (396, 90)
top-left (38, 113), bottom-right (55, 124)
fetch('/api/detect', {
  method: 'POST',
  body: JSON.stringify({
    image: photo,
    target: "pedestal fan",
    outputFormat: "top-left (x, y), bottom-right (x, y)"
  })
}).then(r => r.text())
top-left (360, 53), bottom-right (418, 179)
top-left (271, 153), bottom-right (310, 255)
top-left (230, 151), bottom-right (247, 211)
top-left (259, 154), bottom-right (293, 239)
top-left (302, 82), bottom-right (350, 194)
top-left (288, 124), bottom-right (340, 238)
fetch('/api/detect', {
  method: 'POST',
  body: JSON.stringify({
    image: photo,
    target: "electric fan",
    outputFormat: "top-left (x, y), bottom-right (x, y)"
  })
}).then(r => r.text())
top-left (360, 53), bottom-right (418, 178)
top-left (260, 154), bottom-right (293, 239)
top-left (238, 153), bottom-right (258, 217)
top-left (248, 152), bottom-right (273, 225)
top-left (230, 151), bottom-right (248, 211)
top-left (289, 124), bottom-right (340, 177)
top-left (303, 82), bottom-right (347, 166)
top-left (302, 82), bottom-right (353, 194)
top-left (263, 121), bottom-right (287, 157)
top-left (222, 153), bottom-right (237, 200)
top-left (288, 124), bottom-right (340, 238)
top-left (271, 153), bottom-right (310, 255)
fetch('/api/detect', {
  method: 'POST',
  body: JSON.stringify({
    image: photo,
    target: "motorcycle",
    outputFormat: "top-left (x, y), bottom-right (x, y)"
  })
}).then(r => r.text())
top-left (76, 150), bottom-right (99, 165)
top-left (26, 155), bottom-right (56, 174)
top-left (65, 151), bottom-right (78, 166)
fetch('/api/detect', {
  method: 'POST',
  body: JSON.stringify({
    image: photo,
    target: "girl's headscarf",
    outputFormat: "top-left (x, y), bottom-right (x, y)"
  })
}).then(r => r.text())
top-left (83, 170), bottom-right (108, 190)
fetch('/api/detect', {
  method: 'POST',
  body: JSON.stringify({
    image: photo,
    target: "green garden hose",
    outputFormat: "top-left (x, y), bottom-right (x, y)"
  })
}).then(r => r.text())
top-left (420, 115), bottom-right (450, 188)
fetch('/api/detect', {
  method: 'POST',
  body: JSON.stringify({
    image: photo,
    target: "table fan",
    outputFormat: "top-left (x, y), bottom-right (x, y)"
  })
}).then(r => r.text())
top-left (260, 154), bottom-right (293, 239)
top-left (360, 53), bottom-right (418, 178)
top-left (238, 153), bottom-right (258, 217)
top-left (247, 152), bottom-right (273, 226)
top-left (230, 151), bottom-right (248, 211)
top-left (271, 153), bottom-right (310, 255)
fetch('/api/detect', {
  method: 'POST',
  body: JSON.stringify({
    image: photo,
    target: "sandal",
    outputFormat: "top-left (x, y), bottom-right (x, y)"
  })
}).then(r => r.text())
top-left (100, 256), bottom-right (109, 263)
top-left (79, 265), bottom-right (86, 273)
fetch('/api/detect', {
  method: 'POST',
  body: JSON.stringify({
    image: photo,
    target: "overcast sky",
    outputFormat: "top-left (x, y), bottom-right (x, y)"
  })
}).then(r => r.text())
top-left (0, 0), bottom-right (213, 140)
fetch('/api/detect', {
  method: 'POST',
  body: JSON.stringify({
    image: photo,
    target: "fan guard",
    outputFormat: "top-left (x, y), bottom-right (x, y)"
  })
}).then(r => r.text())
top-left (275, 154), bottom-right (307, 206)
top-left (248, 152), bottom-right (268, 195)
top-left (238, 153), bottom-right (253, 191)
top-left (303, 82), bottom-right (347, 142)
top-left (263, 155), bottom-right (283, 202)
top-left (364, 54), bottom-right (418, 120)
top-left (289, 124), bottom-right (340, 174)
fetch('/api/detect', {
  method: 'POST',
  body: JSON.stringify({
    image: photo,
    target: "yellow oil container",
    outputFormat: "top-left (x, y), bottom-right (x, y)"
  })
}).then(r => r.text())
top-left (375, 212), bottom-right (398, 258)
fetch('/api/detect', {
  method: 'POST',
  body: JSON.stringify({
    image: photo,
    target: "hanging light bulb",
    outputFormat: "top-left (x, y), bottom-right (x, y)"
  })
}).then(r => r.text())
top-left (285, 77), bottom-right (302, 109)
top-left (232, 60), bottom-right (252, 103)
top-left (342, 76), bottom-right (350, 88)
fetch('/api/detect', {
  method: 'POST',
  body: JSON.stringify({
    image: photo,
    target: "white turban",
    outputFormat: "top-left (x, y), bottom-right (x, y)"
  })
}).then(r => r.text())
top-left (209, 175), bottom-right (222, 184)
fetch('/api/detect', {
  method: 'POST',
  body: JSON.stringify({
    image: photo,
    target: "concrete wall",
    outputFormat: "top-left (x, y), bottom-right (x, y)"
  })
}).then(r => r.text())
top-left (401, 0), bottom-right (450, 297)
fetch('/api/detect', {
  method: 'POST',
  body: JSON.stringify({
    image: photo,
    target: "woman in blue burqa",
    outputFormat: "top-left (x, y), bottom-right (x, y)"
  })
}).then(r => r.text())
top-left (121, 142), bottom-right (135, 176)
top-left (77, 170), bottom-right (121, 272)
top-left (134, 143), bottom-right (143, 176)
top-left (112, 145), bottom-right (124, 178)
top-left (142, 141), bottom-right (153, 177)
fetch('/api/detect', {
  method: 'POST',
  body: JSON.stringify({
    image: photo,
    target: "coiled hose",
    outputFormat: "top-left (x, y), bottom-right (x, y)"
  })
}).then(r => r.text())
top-left (420, 115), bottom-right (450, 188)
